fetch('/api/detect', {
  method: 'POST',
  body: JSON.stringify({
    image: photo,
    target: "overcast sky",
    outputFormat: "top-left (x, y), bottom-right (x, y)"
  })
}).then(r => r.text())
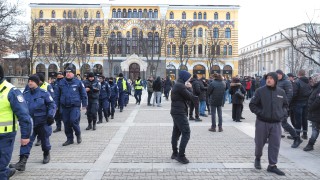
top-left (15, 0), bottom-right (320, 48)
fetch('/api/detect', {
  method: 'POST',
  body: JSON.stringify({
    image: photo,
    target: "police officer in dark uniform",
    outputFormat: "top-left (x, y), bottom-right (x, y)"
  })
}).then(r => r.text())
top-left (0, 65), bottom-right (33, 179)
top-left (98, 75), bottom-right (110, 123)
top-left (83, 72), bottom-right (101, 130)
top-left (134, 76), bottom-right (143, 105)
top-left (55, 66), bottom-right (88, 146)
top-left (109, 77), bottom-right (119, 119)
top-left (9, 75), bottom-right (56, 171)
top-left (116, 73), bottom-right (128, 112)
top-left (52, 71), bottom-right (64, 133)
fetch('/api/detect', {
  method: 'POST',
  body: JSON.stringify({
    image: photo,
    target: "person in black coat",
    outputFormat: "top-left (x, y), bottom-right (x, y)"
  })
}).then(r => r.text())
top-left (189, 75), bottom-right (201, 121)
top-left (207, 74), bottom-right (226, 132)
top-left (229, 78), bottom-right (246, 122)
top-left (303, 73), bottom-right (320, 151)
top-left (170, 70), bottom-right (198, 164)
top-left (163, 76), bottom-right (172, 100)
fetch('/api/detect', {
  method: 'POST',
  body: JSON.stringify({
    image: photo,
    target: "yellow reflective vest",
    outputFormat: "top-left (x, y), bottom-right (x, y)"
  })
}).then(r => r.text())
top-left (135, 80), bottom-right (143, 90)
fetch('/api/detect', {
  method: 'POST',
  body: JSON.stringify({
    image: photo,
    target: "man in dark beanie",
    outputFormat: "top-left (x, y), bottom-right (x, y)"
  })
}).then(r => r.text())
top-left (250, 72), bottom-right (288, 176)
top-left (170, 70), bottom-right (199, 164)
top-left (0, 65), bottom-right (33, 179)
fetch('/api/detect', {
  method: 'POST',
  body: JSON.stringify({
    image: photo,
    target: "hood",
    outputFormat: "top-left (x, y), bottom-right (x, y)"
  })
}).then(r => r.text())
top-left (178, 70), bottom-right (191, 83)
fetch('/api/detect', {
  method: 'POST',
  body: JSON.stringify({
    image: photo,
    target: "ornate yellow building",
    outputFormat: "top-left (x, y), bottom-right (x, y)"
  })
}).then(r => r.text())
top-left (30, 2), bottom-right (239, 80)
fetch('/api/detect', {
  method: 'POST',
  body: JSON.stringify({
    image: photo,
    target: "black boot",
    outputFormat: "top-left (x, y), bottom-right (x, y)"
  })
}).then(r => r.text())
top-left (175, 155), bottom-right (189, 164)
top-left (291, 137), bottom-right (303, 148)
top-left (106, 117), bottom-right (109, 122)
top-left (303, 141), bottom-right (314, 151)
top-left (8, 168), bottom-right (16, 178)
top-left (86, 124), bottom-right (92, 130)
top-left (43, 151), bottom-right (50, 164)
top-left (254, 158), bottom-right (261, 169)
top-left (9, 155), bottom-right (28, 171)
top-left (111, 113), bottom-right (114, 119)
top-left (267, 165), bottom-right (285, 176)
top-left (35, 139), bottom-right (41, 146)
top-left (171, 152), bottom-right (178, 159)
top-left (62, 140), bottom-right (74, 146)
top-left (97, 120), bottom-right (102, 124)
top-left (53, 127), bottom-right (61, 133)
top-left (93, 123), bottom-right (96, 130)
top-left (77, 135), bottom-right (82, 144)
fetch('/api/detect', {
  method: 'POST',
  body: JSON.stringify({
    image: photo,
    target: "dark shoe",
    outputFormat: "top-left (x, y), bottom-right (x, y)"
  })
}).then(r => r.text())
top-left (208, 127), bottom-right (216, 132)
top-left (43, 152), bottom-right (50, 164)
top-left (35, 139), bottom-right (41, 146)
top-left (303, 142), bottom-right (314, 151)
top-left (120, 109), bottom-right (123, 112)
top-left (62, 140), bottom-right (74, 146)
top-left (53, 127), bottom-right (61, 133)
top-left (287, 135), bottom-right (294, 140)
top-left (8, 168), bottom-right (16, 178)
top-left (267, 165), bottom-right (285, 176)
top-left (240, 117), bottom-right (245, 119)
top-left (291, 137), bottom-right (303, 148)
top-left (189, 116), bottom-right (195, 120)
top-left (281, 134), bottom-right (285, 138)
top-left (301, 134), bottom-right (308, 140)
top-left (9, 155), bottom-right (28, 171)
top-left (175, 156), bottom-right (190, 164)
top-left (218, 127), bottom-right (223, 132)
top-left (195, 118), bottom-right (202, 122)
top-left (171, 152), bottom-right (178, 159)
top-left (235, 120), bottom-right (242, 122)
top-left (93, 124), bottom-right (96, 131)
top-left (254, 158), bottom-right (261, 169)
top-left (77, 135), bottom-right (82, 144)
top-left (97, 120), bottom-right (102, 124)
top-left (106, 117), bottom-right (109, 122)
top-left (201, 114), bottom-right (208, 117)
top-left (86, 124), bottom-right (92, 130)
top-left (111, 115), bottom-right (114, 119)
top-left (233, 119), bottom-right (236, 121)
top-left (147, 104), bottom-right (152, 106)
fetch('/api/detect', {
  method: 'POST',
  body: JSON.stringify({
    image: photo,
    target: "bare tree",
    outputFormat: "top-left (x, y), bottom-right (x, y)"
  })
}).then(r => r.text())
top-left (176, 26), bottom-right (194, 71)
top-left (206, 28), bottom-right (226, 75)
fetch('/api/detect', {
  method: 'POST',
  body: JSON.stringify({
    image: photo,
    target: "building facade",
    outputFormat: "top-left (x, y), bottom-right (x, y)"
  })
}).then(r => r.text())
top-left (30, 3), bottom-right (239, 80)
top-left (239, 23), bottom-right (320, 77)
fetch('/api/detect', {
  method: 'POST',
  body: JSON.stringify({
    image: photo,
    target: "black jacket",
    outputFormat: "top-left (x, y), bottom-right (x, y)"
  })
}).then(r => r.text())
top-left (277, 76), bottom-right (293, 104)
top-left (190, 78), bottom-right (201, 96)
top-left (229, 83), bottom-right (246, 104)
top-left (198, 79), bottom-right (207, 101)
top-left (249, 86), bottom-right (288, 123)
top-left (83, 78), bottom-right (101, 103)
top-left (292, 77), bottom-right (311, 103)
top-left (307, 82), bottom-right (320, 123)
top-left (207, 79), bottom-right (226, 106)
top-left (153, 77), bottom-right (162, 92)
top-left (170, 79), bottom-right (198, 115)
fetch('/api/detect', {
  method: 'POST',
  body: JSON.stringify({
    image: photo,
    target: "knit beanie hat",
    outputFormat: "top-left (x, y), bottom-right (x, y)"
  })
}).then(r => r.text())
top-left (179, 70), bottom-right (191, 83)
top-left (28, 75), bottom-right (40, 86)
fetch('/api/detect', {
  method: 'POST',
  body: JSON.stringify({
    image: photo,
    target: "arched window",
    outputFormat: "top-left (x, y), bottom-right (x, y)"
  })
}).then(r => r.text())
top-left (73, 11), bottom-right (77, 18)
top-left (68, 10), bottom-right (72, 18)
top-left (154, 9), bottom-right (158, 18)
top-left (198, 28), bottom-right (203, 37)
top-left (193, 12), bottom-right (197, 19)
top-left (198, 44), bottom-right (203, 54)
top-left (83, 26), bottom-right (89, 37)
top-left (128, 9), bottom-right (132, 18)
top-left (216, 45), bottom-right (220, 55)
top-left (184, 45), bottom-right (188, 55)
top-left (148, 9), bottom-right (153, 18)
top-left (147, 32), bottom-right (153, 54)
top-left (133, 9), bottom-right (137, 18)
top-left (39, 10), bottom-right (43, 18)
top-left (169, 27), bottom-right (174, 38)
top-left (117, 9), bottom-right (121, 18)
top-left (96, 11), bottom-right (101, 18)
top-left (170, 11), bottom-right (174, 19)
top-left (223, 45), bottom-right (227, 55)
top-left (225, 28), bottom-right (231, 38)
top-left (123, 9), bottom-right (127, 18)
top-left (84, 11), bottom-right (88, 18)
top-left (50, 26), bottom-right (56, 37)
top-left (112, 9), bottom-right (116, 18)
top-left (194, 29), bottom-right (196, 37)
top-left (63, 11), bottom-right (66, 18)
top-left (181, 27), bottom-right (187, 38)
top-left (211, 45), bottom-right (215, 55)
top-left (204, 12), bottom-right (207, 20)
top-left (167, 45), bottom-right (171, 55)
top-left (228, 45), bottom-right (232, 55)
top-left (172, 45), bottom-right (176, 55)
top-left (51, 10), bottom-right (55, 18)
top-left (182, 12), bottom-right (186, 19)
top-left (214, 12), bottom-right (218, 20)
top-left (95, 26), bottom-right (101, 37)
top-left (66, 26), bottom-right (71, 37)
top-left (126, 31), bottom-right (130, 54)
top-left (143, 9), bottom-right (147, 18)
top-left (198, 12), bottom-right (202, 19)
top-left (154, 32), bottom-right (159, 54)
top-left (138, 9), bottom-right (142, 18)
top-left (38, 26), bottom-right (44, 36)
top-left (139, 31), bottom-right (143, 54)
top-left (117, 32), bottom-right (122, 54)
top-left (132, 28), bottom-right (138, 53)
top-left (213, 28), bottom-right (219, 38)
top-left (226, 12), bottom-right (230, 20)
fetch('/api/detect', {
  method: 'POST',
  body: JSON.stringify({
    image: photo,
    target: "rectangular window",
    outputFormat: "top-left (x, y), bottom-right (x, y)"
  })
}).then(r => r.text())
top-left (54, 44), bottom-right (58, 54)
top-left (94, 44), bottom-right (98, 54)
top-left (49, 43), bottom-right (53, 53)
top-left (37, 44), bottom-right (41, 54)
top-left (86, 44), bottom-right (90, 54)
top-left (99, 44), bottom-right (103, 54)
top-left (41, 44), bottom-right (46, 54)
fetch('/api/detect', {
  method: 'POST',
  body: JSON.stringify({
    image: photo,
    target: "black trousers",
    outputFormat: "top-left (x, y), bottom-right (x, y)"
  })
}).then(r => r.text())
top-left (147, 91), bottom-right (153, 105)
top-left (189, 100), bottom-right (199, 118)
top-left (232, 104), bottom-right (242, 121)
top-left (87, 102), bottom-right (98, 125)
top-left (171, 114), bottom-right (191, 157)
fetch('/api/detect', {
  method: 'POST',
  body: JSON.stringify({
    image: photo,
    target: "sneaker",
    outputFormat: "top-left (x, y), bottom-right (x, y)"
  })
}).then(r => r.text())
top-left (62, 140), bottom-right (74, 146)
top-left (267, 165), bottom-right (285, 176)
top-left (208, 127), bottom-right (216, 132)
top-left (303, 143), bottom-right (314, 151)
top-left (175, 156), bottom-right (190, 164)
top-left (254, 158), bottom-right (261, 169)
top-left (171, 152), bottom-right (178, 159)
top-left (291, 137), bottom-right (303, 148)
top-left (301, 134), bottom-right (308, 140)
top-left (189, 116), bottom-right (195, 120)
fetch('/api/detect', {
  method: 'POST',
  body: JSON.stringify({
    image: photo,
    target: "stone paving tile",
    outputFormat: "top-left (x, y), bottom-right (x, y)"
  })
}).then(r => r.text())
top-left (102, 168), bottom-right (318, 180)
top-left (111, 126), bottom-right (290, 163)
top-left (12, 169), bottom-right (88, 179)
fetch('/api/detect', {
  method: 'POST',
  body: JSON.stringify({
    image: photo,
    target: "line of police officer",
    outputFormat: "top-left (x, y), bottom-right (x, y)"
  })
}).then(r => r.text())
top-left (0, 64), bottom-right (130, 179)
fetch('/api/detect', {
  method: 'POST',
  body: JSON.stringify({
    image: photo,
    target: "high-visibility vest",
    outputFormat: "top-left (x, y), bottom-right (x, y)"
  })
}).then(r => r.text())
top-left (116, 78), bottom-right (127, 91)
top-left (135, 80), bottom-right (143, 90)
top-left (0, 80), bottom-right (18, 134)
top-left (40, 82), bottom-right (49, 91)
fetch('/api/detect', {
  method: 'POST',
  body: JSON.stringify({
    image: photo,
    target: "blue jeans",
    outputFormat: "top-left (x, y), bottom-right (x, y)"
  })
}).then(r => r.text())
top-left (199, 101), bottom-right (206, 115)
top-left (225, 89), bottom-right (231, 104)
top-left (293, 102), bottom-right (308, 136)
top-left (211, 106), bottom-right (222, 127)
top-left (0, 132), bottom-right (16, 180)
top-left (310, 122), bottom-right (320, 144)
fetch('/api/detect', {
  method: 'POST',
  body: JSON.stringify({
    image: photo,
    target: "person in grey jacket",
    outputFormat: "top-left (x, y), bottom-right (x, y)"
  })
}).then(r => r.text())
top-left (250, 72), bottom-right (288, 176)
top-left (207, 74), bottom-right (226, 132)
top-left (147, 76), bottom-right (153, 106)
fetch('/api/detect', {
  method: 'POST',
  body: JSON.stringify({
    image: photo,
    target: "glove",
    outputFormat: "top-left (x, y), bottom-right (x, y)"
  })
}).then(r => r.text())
top-left (47, 117), bottom-right (54, 126)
